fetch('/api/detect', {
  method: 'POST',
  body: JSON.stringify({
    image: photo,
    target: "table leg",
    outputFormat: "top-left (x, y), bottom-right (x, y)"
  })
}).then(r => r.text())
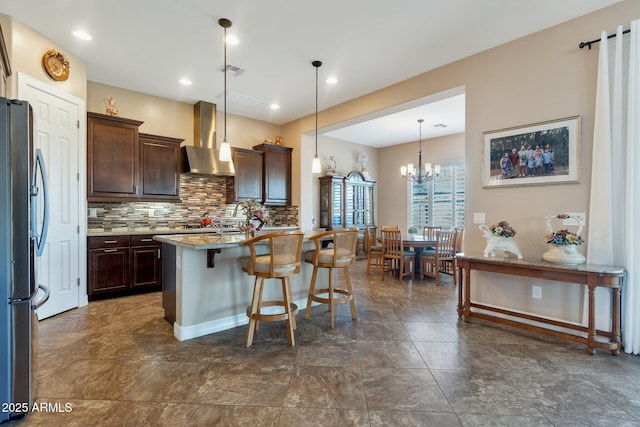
top-left (412, 247), bottom-right (423, 279)
top-left (587, 283), bottom-right (596, 355)
top-left (457, 265), bottom-right (464, 317)
top-left (612, 286), bottom-right (621, 356)
top-left (463, 265), bottom-right (471, 322)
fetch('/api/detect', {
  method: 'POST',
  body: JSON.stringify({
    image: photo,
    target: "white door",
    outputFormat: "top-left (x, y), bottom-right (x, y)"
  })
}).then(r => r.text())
top-left (19, 74), bottom-right (84, 319)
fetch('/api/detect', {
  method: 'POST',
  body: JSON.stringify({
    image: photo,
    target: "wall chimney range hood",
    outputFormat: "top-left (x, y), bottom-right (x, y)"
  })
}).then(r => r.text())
top-left (181, 101), bottom-right (235, 176)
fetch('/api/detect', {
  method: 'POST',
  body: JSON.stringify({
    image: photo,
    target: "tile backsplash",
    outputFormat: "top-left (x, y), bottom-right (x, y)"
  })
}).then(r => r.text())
top-left (88, 174), bottom-right (298, 230)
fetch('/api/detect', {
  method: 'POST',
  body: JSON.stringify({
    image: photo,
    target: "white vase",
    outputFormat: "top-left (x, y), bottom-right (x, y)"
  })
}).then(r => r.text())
top-left (542, 244), bottom-right (585, 264)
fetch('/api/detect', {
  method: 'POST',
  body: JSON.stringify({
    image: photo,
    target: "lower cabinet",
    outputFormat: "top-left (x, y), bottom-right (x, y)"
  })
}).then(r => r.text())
top-left (88, 234), bottom-right (161, 300)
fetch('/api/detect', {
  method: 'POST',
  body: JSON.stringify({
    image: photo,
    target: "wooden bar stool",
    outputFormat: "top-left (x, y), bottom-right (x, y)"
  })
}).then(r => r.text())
top-left (304, 228), bottom-right (358, 328)
top-left (242, 230), bottom-right (304, 347)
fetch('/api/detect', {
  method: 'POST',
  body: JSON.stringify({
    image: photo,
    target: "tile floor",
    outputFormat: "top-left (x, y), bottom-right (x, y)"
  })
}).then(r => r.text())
top-left (12, 260), bottom-right (640, 426)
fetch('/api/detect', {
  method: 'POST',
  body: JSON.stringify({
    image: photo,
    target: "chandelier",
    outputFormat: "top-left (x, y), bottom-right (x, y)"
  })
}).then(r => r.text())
top-left (400, 119), bottom-right (441, 184)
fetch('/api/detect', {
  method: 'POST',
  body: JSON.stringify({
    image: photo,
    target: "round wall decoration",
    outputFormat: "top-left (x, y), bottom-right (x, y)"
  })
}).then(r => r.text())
top-left (42, 49), bottom-right (70, 81)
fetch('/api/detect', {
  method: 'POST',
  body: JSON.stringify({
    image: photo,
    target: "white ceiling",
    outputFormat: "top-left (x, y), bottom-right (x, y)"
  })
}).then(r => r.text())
top-left (1, 0), bottom-right (620, 146)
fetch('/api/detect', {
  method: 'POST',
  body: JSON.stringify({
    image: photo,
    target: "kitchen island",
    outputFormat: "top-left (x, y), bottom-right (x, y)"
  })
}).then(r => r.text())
top-left (153, 230), bottom-right (320, 341)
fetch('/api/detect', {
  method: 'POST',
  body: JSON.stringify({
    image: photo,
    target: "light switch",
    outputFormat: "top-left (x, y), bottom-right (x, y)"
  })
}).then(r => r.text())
top-left (473, 212), bottom-right (485, 224)
top-left (89, 208), bottom-right (97, 218)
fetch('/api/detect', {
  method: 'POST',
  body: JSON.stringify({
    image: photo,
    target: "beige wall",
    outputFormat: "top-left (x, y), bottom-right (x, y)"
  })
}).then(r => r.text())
top-left (378, 132), bottom-right (465, 229)
top-left (282, 0), bottom-right (640, 327)
top-left (1, 14), bottom-right (87, 100)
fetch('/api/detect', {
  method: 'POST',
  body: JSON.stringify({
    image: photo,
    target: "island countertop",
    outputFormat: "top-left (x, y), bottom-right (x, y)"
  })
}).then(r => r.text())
top-left (153, 229), bottom-right (322, 250)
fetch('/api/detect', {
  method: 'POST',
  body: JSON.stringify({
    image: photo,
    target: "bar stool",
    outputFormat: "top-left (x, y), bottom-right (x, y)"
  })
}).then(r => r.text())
top-left (304, 228), bottom-right (358, 328)
top-left (241, 230), bottom-right (304, 347)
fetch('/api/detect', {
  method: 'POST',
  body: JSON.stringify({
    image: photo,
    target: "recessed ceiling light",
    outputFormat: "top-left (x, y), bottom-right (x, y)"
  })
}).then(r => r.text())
top-left (225, 35), bottom-right (239, 45)
top-left (325, 77), bottom-right (338, 84)
top-left (270, 103), bottom-right (280, 110)
top-left (71, 30), bottom-right (92, 41)
top-left (179, 78), bottom-right (192, 86)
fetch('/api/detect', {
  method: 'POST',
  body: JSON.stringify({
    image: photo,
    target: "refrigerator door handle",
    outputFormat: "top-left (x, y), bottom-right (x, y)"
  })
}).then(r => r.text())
top-left (31, 148), bottom-right (49, 257)
top-left (32, 284), bottom-right (50, 310)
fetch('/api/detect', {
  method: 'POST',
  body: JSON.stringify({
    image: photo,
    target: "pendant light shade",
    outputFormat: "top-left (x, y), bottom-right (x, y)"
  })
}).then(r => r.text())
top-left (219, 18), bottom-right (232, 162)
top-left (312, 60), bottom-right (322, 173)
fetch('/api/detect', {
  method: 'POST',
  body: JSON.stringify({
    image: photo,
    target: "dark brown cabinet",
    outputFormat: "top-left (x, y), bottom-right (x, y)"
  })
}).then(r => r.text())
top-left (88, 234), bottom-right (162, 300)
top-left (87, 113), bottom-right (183, 202)
top-left (139, 133), bottom-right (182, 201)
top-left (130, 235), bottom-right (162, 289)
top-left (88, 235), bottom-right (130, 297)
top-left (87, 113), bottom-right (143, 201)
top-left (319, 171), bottom-right (375, 230)
top-left (253, 144), bottom-right (292, 206)
top-left (226, 147), bottom-right (263, 203)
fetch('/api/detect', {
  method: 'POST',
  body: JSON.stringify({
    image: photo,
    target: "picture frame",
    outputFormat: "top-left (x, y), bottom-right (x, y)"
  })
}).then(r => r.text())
top-left (482, 115), bottom-right (581, 188)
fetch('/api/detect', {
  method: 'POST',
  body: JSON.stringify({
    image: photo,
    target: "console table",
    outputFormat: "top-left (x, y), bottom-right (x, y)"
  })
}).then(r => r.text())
top-left (456, 254), bottom-right (624, 355)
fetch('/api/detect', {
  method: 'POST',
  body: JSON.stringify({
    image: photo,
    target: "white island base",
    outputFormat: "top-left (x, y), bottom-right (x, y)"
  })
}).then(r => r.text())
top-left (157, 233), bottom-right (320, 341)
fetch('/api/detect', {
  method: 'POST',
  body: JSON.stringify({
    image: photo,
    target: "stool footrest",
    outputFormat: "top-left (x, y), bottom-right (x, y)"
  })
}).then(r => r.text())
top-left (247, 302), bottom-right (298, 323)
top-left (309, 288), bottom-right (353, 305)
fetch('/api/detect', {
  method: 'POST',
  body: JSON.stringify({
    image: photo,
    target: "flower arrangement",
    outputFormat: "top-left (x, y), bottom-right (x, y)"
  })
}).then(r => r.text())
top-left (544, 214), bottom-right (584, 245)
top-left (237, 199), bottom-right (272, 233)
top-left (489, 220), bottom-right (516, 238)
top-left (407, 226), bottom-right (418, 235)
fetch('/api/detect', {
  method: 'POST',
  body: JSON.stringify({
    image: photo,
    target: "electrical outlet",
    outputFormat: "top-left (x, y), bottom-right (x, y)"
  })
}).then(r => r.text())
top-left (563, 212), bottom-right (585, 226)
top-left (149, 209), bottom-right (155, 217)
top-left (473, 212), bottom-right (485, 224)
top-left (89, 208), bottom-right (97, 218)
top-left (532, 285), bottom-right (542, 299)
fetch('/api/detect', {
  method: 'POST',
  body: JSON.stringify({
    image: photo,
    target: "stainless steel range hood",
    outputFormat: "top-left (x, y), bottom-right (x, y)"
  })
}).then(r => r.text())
top-left (181, 101), bottom-right (235, 176)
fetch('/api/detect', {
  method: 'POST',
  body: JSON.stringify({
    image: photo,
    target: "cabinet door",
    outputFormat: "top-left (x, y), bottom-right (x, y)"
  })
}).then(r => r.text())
top-left (87, 113), bottom-right (143, 201)
top-left (254, 144), bottom-right (292, 206)
top-left (139, 133), bottom-right (182, 200)
top-left (88, 248), bottom-right (130, 295)
top-left (131, 245), bottom-right (162, 289)
top-left (226, 148), bottom-right (263, 203)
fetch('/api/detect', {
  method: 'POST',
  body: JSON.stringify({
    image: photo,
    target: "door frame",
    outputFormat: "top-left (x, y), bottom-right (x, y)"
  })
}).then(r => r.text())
top-left (17, 72), bottom-right (88, 308)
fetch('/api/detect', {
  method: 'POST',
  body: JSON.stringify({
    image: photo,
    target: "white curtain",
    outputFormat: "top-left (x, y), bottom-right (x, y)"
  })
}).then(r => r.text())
top-left (589, 20), bottom-right (640, 355)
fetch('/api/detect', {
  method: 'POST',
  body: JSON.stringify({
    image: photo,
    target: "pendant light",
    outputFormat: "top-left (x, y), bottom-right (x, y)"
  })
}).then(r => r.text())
top-left (400, 119), bottom-right (441, 184)
top-left (218, 18), bottom-right (232, 162)
top-left (311, 60), bottom-right (322, 174)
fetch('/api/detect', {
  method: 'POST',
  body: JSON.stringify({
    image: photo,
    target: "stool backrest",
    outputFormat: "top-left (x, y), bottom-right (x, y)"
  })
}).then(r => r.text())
top-left (243, 230), bottom-right (304, 275)
top-left (332, 228), bottom-right (358, 265)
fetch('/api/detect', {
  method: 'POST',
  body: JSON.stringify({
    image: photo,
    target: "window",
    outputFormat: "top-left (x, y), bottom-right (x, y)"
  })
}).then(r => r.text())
top-left (409, 164), bottom-right (465, 230)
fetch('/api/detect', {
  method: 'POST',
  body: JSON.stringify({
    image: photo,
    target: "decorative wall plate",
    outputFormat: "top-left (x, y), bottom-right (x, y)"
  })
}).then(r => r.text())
top-left (42, 49), bottom-right (70, 81)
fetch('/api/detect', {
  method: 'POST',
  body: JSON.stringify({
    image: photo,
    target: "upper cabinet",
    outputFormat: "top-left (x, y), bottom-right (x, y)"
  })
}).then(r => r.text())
top-left (139, 133), bottom-right (183, 201)
top-left (226, 147), bottom-right (263, 203)
top-left (253, 144), bottom-right (292, 206)
top-left (87, 112), bottom-right (183, 202)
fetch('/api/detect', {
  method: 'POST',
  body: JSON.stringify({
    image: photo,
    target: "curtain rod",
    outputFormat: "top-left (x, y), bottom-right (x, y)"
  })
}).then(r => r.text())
top-left (579, 28), bottom-right (630, 49)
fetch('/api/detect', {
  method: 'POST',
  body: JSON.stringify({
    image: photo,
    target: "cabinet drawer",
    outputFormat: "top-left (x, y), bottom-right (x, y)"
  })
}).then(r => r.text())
top-left (131, 235), bottom-right (161, 246)
top-left (88, 235), bottom-right (130, 249)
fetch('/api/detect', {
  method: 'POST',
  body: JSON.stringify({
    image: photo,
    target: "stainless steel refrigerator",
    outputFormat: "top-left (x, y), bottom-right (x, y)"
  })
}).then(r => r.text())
top-left (1, 97), bottom-right (49, 423)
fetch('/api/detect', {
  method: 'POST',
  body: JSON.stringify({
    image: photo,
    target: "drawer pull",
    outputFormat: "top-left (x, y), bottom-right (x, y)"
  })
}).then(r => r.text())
top-left (104, 249), bottom-right (118, 253)
top-left (141, 238), bottom-right (153, 242)
top-left (104, 240), bottom-right (118, 244)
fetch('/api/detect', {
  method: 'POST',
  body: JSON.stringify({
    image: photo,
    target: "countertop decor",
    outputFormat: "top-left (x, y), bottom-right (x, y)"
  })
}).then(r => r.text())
top-left (543, 213), bottom-right (585, 264)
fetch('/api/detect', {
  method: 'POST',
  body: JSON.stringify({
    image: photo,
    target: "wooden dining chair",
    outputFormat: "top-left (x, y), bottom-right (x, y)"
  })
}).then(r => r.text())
top-left (422, 226), bottom-right (442, 240)
top-left (441, 227), bottom-right (463, 284)
top-left (381, 229), bottom-right (414, 280)
top-left (365, 226), bottom-right (383, 275)
top-left (419, 229), bottom-right (456, 285)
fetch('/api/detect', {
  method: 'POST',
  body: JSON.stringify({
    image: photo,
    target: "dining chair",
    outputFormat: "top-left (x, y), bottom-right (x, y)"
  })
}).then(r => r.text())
top-left (241, 230), bottom-right (304, 347)
top-left (381, 228), bottom-right (414, 281)
top-left (365, 226), bottom-right (383, 275)
top-left (422, 226), bottom-right (442, 240)
top-left (440, 227), bottom-right (464, 284)
top-left (419, 229), bottom-right (456, 285)
top-left (304, 228), bottom-right (358, 329)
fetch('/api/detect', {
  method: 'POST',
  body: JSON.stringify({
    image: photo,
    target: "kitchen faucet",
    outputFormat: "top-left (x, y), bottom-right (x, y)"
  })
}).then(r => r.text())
top-left (232, 201), bottom-right (245, 217)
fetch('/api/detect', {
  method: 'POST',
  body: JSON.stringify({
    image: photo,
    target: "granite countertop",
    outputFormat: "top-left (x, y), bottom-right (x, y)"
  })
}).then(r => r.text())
top-left (153, 229), bottom-right (323, 250)
top-left (87, 226), bottom-right (298, 237)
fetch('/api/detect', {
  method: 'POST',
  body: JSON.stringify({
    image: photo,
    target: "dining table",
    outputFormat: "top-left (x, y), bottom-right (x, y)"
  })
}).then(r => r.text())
top-left (379, 234), bottom-right (437, 278)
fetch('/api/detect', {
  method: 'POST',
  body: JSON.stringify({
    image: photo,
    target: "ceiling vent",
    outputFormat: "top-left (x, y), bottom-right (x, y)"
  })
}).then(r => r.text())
top-left (218, 91), bottom-right (265, 107)
top-left (220, 64), bottom-right (245, 76)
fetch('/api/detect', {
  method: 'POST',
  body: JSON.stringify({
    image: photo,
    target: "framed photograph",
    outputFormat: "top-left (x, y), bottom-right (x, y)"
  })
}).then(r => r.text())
top-left (482, 116), bottom-right (581, 188)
